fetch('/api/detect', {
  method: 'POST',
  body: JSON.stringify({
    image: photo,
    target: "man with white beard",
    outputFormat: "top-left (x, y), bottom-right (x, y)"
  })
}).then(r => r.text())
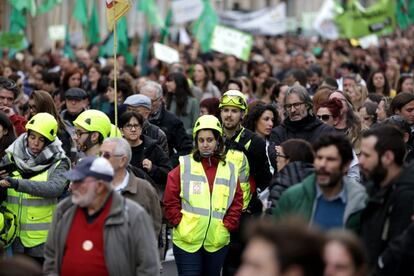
top-left (43, 156), bottom-right (160, 275)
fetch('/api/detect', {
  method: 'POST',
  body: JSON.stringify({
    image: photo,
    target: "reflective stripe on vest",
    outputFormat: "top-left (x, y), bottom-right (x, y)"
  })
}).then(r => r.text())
top-left (4, 160), bottom-right (61, 248)
top-left (226, 149), bottom-right (251, 210)
top-left (173, 155), bottom-right (237, 253)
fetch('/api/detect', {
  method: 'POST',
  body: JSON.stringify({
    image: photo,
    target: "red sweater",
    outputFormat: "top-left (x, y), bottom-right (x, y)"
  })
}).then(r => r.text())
top-left (61, 197), bottom-right (113, 276)
top-left (9, 114), bottom-right (26, 137)
top-left (163, 157), bottom-right (243, 232)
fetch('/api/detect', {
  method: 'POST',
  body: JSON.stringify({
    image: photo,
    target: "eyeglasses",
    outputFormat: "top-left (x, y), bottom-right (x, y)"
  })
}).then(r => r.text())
top-left (317, 114), bottom-right (333, 121)
top-left (99, 151), bottom-right (124, 159)
top-left (123, 124), bottom-right (141, 130)
top-left (284, 102), bottom-right (304, 110)
top-left (220, 95), bottom-right (246, 109)
top-left (75, 130), bottom-right (89, 137)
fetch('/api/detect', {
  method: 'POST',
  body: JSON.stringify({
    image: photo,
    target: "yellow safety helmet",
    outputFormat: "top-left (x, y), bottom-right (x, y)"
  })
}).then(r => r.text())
top-left (219, 90), bottom-right (248, 111)
top-left (25, 112), bottom-right (58, 141)
top-left (0, 206), bottom-right (17, 248)
top-left (109, 124), bottom-right (122, 138)
top-left (73, 109), bottom-right (111, 139)
top-left (193, 115), bottom-right (222, 139)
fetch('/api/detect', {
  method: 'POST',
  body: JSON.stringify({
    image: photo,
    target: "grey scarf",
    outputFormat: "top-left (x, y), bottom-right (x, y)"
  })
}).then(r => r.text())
top-left (5, 133), bottom-right (68, 173)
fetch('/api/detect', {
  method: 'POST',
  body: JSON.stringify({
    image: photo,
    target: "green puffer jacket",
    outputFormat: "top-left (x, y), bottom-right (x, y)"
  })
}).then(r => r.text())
top-left (272, 174), bottom-right (367, 232)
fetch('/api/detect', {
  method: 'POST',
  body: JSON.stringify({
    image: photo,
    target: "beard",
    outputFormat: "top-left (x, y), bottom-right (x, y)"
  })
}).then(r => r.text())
top-left (316, 168), bottom-right (343, 188)
top-left (72, 186), bottom-right (96, 208)
top-left (364, 161), bottom-right (387, 185)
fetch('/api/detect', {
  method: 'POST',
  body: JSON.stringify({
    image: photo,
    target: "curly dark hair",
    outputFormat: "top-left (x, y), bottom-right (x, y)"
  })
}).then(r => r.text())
top-left (243, 102), bottom-right (279, 136)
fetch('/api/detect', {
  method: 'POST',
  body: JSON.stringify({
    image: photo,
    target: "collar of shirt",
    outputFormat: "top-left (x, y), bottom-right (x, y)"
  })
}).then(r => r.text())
top-left (114, 171), bottom-right (129, 193)
top-left (316, 181), bottom-right (347, 204)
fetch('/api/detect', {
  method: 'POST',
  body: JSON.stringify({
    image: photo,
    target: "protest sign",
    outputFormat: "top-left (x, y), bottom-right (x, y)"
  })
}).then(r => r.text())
top-left (210, 25), bottom-right (253, 61)
top-left (153, 42), bottom-right (179, 64)
top-left (48, 25), bottom-right (65, 41)
top-left (0, 33), bottom-right (24, 49)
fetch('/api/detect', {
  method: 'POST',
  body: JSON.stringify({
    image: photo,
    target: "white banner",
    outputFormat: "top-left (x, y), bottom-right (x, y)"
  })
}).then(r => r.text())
top-left (210, 25), bottom-right (253, 62)
top-left (313, 0), bottom-right (339, 40)
top-left (219, 3), bottom-right (287, 36)
top-left (153, 42), bottom-right (180, 64)
top-left (172, 0), bottom-right (203, 25)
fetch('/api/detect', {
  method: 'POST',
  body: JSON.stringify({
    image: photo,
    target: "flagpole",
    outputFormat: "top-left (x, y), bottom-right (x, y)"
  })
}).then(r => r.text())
top-left (113, 1), bottom-right (119, 135)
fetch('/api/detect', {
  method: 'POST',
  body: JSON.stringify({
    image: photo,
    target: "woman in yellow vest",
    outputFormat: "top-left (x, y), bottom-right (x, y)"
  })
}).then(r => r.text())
top-left (0, 113), bottom-right (70, 264)
top-left (164, 115), bottom-right (243, 276)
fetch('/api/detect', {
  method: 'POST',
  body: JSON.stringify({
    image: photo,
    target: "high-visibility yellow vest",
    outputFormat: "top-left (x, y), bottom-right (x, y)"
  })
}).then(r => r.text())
top-left (226, 150), bottom-right (251, 210)
top-left (4, 160), bottom-right (61, 248)
top-left (227, 128), bottom-right (252, 210)
top-left (173, 155), bottom-right (237, 253)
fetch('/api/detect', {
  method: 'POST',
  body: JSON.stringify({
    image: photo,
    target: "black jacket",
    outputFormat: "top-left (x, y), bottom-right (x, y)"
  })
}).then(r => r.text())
top-left (148, 105), bottom-right (192, 168)
top-left (376, 222), bottom-right (414, 276)
top-left (225, 127), bottom-right (271, 191)
top-left (130, 135), bottom-right (172, 194)
top-left (360, 162), bottom-right (414, 268)
top-left (270, 115), bottom-right (335, 145)
top-left (142, 120), bottom-right (169, 156)
top-left (267, 161), bottom-right (314, 213)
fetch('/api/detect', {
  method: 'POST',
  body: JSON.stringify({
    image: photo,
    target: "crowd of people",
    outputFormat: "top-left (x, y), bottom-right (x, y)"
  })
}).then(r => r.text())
top-left (0, 24), bottom-right (414, 275)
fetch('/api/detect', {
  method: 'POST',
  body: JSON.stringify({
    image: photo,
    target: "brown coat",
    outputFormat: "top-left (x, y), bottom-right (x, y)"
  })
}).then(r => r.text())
top-left (122, 172), bottom-right (162, 237)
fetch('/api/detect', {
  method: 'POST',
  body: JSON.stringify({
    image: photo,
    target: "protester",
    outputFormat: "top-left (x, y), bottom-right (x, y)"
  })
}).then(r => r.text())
top-left (358, 101), bottom-right (378, 129)
top-left (199, 97), bottom-right (220, 118)
top-left (140, 80), bottom-right (192, 167)
top-left (60, 87), bottom-right (88, 128)
top-left (0, 113), bottom-right (70, 264)
top-left (270, 85), bottom-right (334, 145)
top-left (100, 137), bottom-right (162, 237)
top-left (73, 109), bottom-right (112, 157)
top-left (163, 115), bottom-right (243, 276)
top-left (118, 111), bottom-right (171, 192)
top-left (267, 139), bottom-right (315, 211)
top-left (192, 61), bottom-right (221, 100)
top-left (316, 98), bottom-right (343, 128)
top-left (236, 218), bottom-right (325, 276)
top-left (0, 111), bottom-right (16, 158)
top-left (243, 103), bottom-right (279, 173)
top-left (390, 92), bottom-right (414, 127)
top-left (273, 133), bottom-right (367, 231)
top-left (359, 125), bottom-right (414, 269)
top-left (396, 74), bottom-right (414, 94)
top-left (124, 94), bottom-right (169, 155)
top-left (324, 230), bottom-right (368, 276)
top-left (0, 77), bottom-right (26, 136)
top-left (165, 72), bottom-right (199, 135)
top-left (43, 156), bottom-right (160, 275)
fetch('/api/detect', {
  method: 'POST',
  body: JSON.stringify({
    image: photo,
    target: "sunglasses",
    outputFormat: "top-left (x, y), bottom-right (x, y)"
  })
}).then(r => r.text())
top-left (317, 114), bottom-right (333, 121)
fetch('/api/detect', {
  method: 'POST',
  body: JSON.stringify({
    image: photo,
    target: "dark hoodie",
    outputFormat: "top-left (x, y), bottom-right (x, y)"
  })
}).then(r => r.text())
top-left (270, 115), bottom-right (335, 145)
top-left (267, 161), bottom-right (315, 213)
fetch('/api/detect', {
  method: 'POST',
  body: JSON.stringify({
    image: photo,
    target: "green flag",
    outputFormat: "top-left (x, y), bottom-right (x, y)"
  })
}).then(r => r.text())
top-left (137, 0), bottom-right (163, 27)
top-left (9, 6), bottom-right (26, 34)
top-left (396, 0), bottom-right (414, 30)
top-left (138, 30), bottom-right (150, 75)
top-left (73, 0), bottom-right (88, 26)
top-left (64, 26), bottom-right (74, 59)
top-left (87, 0), bottom-right (100, 45)
top-left (8, 0), bottom-right (36, 16)
top-left (117, 16), bottom-right (129, 56)
top-left (192, 0), bottom-right (218, 52)
top-left (334, 0), bottom-right (396, 38)
top-left (160, 8), bottom-right (173, 44)
top-left (37, 0), bottom-right (61, 15)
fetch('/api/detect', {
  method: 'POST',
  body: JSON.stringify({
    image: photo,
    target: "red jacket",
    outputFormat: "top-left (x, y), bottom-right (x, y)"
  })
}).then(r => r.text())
top-left (164, 156), bottom-right (243, 232)
top-left (10, 114), bottom-right (27, 136)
